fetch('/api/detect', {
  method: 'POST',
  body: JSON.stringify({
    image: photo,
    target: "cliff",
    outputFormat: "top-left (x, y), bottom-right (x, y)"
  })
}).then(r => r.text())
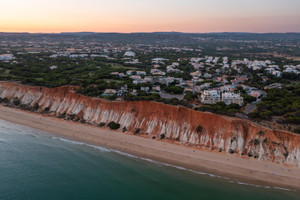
top-left (0, 81), bottom-right (299, 167)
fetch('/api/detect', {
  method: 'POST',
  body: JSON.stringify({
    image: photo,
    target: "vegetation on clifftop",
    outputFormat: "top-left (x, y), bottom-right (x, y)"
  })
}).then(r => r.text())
top-left (249, 87), bottom-right (300, 125)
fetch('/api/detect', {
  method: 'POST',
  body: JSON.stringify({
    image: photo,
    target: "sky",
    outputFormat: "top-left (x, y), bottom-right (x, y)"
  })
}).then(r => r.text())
top-left (0, 0), bottom-right (300, 33)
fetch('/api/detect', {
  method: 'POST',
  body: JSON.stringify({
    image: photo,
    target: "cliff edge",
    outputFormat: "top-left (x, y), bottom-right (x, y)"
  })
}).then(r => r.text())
top-left (0, 81), bottom-right (299, 167)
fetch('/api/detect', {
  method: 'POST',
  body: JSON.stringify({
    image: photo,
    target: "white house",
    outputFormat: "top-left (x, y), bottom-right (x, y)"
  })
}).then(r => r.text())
top-left (126, 70), bottom-right (134, 75)
top-left (103, 89), bottom-right (117, 96)
top-left (124, 51), bottom-right (136, 57)
top-left (0, 54), bottom-right (13, 61)
top-left (201, 90), bottom-right (243, 106)
top-left (136, 71), bottom-right (147, 76)
top-left (222, 92), bottom-right (244, 106)
top-left (200, 90), bottom-right (221, 104)
top-left (49, 66), bottom-right (58, 70)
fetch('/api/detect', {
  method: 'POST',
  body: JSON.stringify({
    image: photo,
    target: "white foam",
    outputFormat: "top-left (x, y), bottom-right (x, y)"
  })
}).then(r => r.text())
top-left (273, 187), bottom-right (291, 191)
top-left (52, 137), bottom-right (111, 152)
top-left (237, 182), bottom-right (249, 185)
top-left (113, 152), bottom-right (295, 192)
top-left (111, 150), bottom-right (139, 159)
top-left (189, 170), bottom-right (207, 175)
top-left (50, 136), bottom-right (295, 192)
top-left (87, 144), bottom-right (112, 152)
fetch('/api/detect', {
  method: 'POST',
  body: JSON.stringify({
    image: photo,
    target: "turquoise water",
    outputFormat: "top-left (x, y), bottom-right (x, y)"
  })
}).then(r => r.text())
top-left (0, 119), bottom-right (299, 200)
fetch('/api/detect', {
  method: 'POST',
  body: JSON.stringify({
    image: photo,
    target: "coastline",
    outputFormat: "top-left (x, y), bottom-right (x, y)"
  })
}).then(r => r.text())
top-left (1, 105), bottom-right (300, 190)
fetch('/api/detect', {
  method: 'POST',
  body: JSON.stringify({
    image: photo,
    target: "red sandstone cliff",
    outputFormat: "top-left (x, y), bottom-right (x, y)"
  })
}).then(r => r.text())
top-left (0, 81), bottom-right (299, 167)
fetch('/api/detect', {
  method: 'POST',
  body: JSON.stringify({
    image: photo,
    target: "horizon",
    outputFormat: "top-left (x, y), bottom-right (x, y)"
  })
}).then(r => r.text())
top-left (1, 31), bottom-right (300, 34)
top-left (1, 0), bottom-right (300, 33)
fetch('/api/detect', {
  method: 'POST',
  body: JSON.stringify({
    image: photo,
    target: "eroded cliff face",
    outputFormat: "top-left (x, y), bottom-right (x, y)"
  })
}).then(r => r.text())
top-left (0, 81), bottom-right (299, 167)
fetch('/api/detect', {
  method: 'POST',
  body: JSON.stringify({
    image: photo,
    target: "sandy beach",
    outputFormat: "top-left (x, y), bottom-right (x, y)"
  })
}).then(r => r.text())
top-left (1, 105), bottom-right (300, 190)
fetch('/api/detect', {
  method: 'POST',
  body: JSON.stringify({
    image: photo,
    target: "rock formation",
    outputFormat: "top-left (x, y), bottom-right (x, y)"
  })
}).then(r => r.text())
top-left (0, 81), bottom-right (299, 167)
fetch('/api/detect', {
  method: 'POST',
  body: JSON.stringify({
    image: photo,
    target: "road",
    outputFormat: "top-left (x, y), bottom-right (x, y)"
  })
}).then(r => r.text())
top-left (243, 91), bottom-right (267, 115)
top-left (244, 102), bottom-right (258, 114)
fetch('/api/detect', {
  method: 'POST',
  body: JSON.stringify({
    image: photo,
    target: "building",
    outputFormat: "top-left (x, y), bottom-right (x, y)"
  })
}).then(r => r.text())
top-left (49, 66), bottom-right (58, 70)
top-left (125, 59), bottom-right (141, 64)
top-left (124, 51), bottom-right (136, 57)
top-left (117, 85), bottom-right (128, 96)
top-left (103, 89), bottom-right (117, 96)
top-left (150, 69), bottom-right (166, 76)
top-left (151, 58), bottom-right (168, 64)
top-left (152, 85), bottom-right (161, 92)
top-left (272, 71), bottom-right (282, 77)
top-left (133, 79), bottom-right (146, 85)
top-left (129, 75), bottom-right (141, 80)
top-left (126, 70), bottom-right (134, 75)
top-left (167, 66), bottom-right (183, 73)
top-left (203, 73), bottom-right (212, 78)
top-left (141, 87), bottom-right (150, 92)
top-left (250, 90), bottom-right (265, 98)
top-left (110, 72), bottom-right (119, 76)
top-left (264, 83), bottom-right (282, 90)
top-left (201, 90), bottom-right (243, 106)
top-left (222, 92), bottom-right (244, 106)
top-left (190, 71), bottom-right (202, 78)
top-left (136, 71), bottom-right (147, 76)
top-left (200, 90), bottom-right (221, 104)
top-left (0, 54), bottom-right (13, 61)
top-left (69, 54), bottom-right (88, 58)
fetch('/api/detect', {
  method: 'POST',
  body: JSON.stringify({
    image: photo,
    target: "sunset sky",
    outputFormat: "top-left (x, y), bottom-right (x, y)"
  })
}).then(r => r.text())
top-left (1, 0), bottom-right (300, 33)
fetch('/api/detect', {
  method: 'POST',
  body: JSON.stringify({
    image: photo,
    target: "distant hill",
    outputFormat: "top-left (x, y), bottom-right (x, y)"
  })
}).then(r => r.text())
top-left (1, 32), bottom-right (300, 48)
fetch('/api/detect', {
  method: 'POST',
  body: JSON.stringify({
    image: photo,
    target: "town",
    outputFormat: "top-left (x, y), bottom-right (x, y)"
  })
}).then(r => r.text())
top-left (0, 32), bottom-right (299, 133)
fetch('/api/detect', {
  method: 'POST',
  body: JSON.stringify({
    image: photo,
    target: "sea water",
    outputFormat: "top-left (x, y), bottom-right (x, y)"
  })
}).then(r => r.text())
top-left (0, 119), bottom-right (299, 200)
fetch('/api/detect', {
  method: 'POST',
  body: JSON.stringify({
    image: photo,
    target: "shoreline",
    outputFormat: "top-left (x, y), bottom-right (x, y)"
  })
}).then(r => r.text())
top-left (1, 105), bottom-right (300, 190)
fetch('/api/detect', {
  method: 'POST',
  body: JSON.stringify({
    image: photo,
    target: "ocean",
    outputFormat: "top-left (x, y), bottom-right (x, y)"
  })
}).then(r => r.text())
top-left (0, 119), bottom-right (299, 200)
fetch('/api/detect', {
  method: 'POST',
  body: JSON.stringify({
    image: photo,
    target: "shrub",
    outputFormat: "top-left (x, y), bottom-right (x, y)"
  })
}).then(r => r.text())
top-left (44, 107), bottom-right (50, 112)
top-left (58, 113), bottom-right (66, 119)
top-left (160, 134), bottom-right (165, 139)
top-left (33, 103), bottom-right (39, 110)
top-left (184, 92), bottom-right (198, 101)
top-left (68, 114), bottom-right (76, 120)
top-left (74, 117), bottom-right (80, 122)
top-left (164, 86), bottom-right (183, 94)
top-left (107, 95), bottom-right (117, 101)
top-left (254, 139), bottom-right (260, 145)
top-left (196, 125), bottom-right (203, 133)
top-left (0, 97), bottom-right (9, 103)
top-left (258, 130), bottom-right (265, 136)
top-left (134, 128), bottom-right (141, 135)
top-left (294, 127), bottom-right (300, 134)
top-left (98, 122), bottom-right (106, 127)
top-left (19, 104), bottom-right (31, 111)
top-left (107, 121), bottom-right (120, 130)
top-left (3, 98), bottom-right (9, 103)
top-left (261, 111), bottom-right (273, 119)
top-left (248, 110), bottom-right (261, 119)
top-left (122, 127), bottom-right (127, 132)
top-left (13, 97), bottom-right (20, 106)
